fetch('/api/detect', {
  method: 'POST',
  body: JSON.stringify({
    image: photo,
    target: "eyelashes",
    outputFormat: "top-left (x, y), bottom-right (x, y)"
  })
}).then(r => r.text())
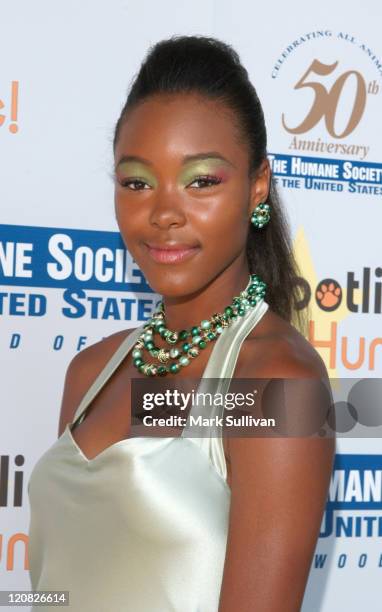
top-left (120, 178), bottom-right (151, 190)
top-left (189, 175), bottom-right (223, 189)
top-left (118, 174), bottom-right (223, 191)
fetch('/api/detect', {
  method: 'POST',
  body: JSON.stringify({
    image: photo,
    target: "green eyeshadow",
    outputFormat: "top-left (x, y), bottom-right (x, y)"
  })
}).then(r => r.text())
top-left (179, 159), bottom-right (230, 184)
top-left (117, 162), bottom-right (158, 186)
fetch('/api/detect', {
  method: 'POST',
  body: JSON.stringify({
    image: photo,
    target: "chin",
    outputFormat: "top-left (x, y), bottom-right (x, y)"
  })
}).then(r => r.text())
top-left (142, 267), bottom-right (206, 299)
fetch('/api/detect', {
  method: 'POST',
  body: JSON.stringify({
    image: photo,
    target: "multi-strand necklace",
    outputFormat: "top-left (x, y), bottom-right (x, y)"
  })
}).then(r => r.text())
top-left (132, 273), bottom-right (267, 377)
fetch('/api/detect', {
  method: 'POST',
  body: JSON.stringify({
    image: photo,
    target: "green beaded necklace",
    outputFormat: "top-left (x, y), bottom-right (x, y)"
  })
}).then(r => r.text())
top-left (132, 273), bottom-right (266, 377)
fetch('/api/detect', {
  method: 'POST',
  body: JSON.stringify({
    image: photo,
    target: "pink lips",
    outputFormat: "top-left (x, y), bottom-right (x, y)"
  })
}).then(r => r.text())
top-left (145, 243), bottom-right (200, 264)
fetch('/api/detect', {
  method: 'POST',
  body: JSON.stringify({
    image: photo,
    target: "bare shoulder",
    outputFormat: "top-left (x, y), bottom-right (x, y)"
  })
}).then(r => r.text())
top-left (67, 326), bottom-right (139, 376)
top-left (57, 326), bottom-right (138, 436)
top-left (244, 308), bottom-right (327, 379)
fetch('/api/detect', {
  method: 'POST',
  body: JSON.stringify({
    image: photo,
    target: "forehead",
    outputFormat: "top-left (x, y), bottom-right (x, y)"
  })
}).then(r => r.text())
top-left (115, 93), bottom-right (247, 165)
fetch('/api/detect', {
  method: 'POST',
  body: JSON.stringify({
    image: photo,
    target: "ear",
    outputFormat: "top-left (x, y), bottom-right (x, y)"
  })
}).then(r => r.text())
top-left (248, 158), bottom-right (271, 216)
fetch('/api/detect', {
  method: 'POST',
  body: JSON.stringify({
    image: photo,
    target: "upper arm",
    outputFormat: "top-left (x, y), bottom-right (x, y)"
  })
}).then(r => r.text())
top-left (57, 328), bottom-right (137, 438)
top-left (218, 355), bottom-right (335, 612)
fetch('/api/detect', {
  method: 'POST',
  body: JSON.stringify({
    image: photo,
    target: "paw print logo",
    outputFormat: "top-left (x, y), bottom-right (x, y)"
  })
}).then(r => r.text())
top-left (316, 279), bottom-right (342, 311)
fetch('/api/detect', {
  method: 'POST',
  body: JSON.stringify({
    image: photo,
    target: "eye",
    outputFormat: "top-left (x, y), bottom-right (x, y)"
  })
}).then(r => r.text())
top-left (119, 179), bottom-right (151, 191)
top-left (188, 175), bottom-right (223, 189)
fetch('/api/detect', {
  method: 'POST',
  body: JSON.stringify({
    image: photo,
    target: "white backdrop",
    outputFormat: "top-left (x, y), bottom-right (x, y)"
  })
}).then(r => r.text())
top-left (1, 1), bottom-right (381, 610)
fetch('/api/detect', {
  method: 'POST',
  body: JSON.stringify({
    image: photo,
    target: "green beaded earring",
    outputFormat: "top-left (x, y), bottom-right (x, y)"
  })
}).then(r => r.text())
top-left (250, 202), bottom-right (271, 229)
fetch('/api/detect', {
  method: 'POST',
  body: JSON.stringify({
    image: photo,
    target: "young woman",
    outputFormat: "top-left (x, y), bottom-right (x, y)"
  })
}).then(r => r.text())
top-left (28, 35), bottom-right (335, 611)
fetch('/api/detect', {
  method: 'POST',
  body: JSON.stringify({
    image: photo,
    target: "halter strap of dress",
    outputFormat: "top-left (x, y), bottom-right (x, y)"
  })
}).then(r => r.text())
top-left (181, 298), bottom-right (269, 431)
top-left (71, 325), bottom-right (145, 426)
top-left (179, 300), bottom-right (269, 480)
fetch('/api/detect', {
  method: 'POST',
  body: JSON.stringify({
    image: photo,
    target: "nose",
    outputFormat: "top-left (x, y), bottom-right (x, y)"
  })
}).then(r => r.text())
top-left (149, 191), bottom-right (187, 230)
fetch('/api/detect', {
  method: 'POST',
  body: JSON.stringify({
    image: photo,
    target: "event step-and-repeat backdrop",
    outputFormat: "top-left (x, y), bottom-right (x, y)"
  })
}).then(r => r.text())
top-left (1, 1), bottom-right (381, 610)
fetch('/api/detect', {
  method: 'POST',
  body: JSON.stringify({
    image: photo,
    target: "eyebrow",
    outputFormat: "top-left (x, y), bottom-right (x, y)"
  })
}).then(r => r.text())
top-left (115, 152), bottom-right (236, 169)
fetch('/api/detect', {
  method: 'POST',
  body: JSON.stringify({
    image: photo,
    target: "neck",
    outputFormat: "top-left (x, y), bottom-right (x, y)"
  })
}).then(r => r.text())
top-left (160, 266), bottom-right (251, 330)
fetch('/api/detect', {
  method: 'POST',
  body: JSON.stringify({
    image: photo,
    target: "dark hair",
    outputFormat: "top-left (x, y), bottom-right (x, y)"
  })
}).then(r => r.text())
top-left (113, 35), bottom-right (309, 335)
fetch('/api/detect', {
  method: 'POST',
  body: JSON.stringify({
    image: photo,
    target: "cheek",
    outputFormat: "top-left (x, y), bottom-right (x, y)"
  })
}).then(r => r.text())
top-left (115, 213), bottom-right (147, 261)
top-left (114, 194), bottom-right (145, 232)
top-left (189, 195), bottom-right (248, 244)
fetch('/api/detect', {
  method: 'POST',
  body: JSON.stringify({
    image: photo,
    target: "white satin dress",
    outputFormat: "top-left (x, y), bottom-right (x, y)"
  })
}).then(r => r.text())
top-left (27, 298), bottom-right (269, 611)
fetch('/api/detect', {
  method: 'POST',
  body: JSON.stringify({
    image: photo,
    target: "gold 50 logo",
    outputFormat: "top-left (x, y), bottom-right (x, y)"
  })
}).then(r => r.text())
top-left (282, 59), bottom-right (379, 139)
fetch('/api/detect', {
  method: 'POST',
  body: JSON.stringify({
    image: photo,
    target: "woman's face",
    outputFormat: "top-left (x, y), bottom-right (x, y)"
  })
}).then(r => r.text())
top-left (114, 92), bottom-right (269, 297)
